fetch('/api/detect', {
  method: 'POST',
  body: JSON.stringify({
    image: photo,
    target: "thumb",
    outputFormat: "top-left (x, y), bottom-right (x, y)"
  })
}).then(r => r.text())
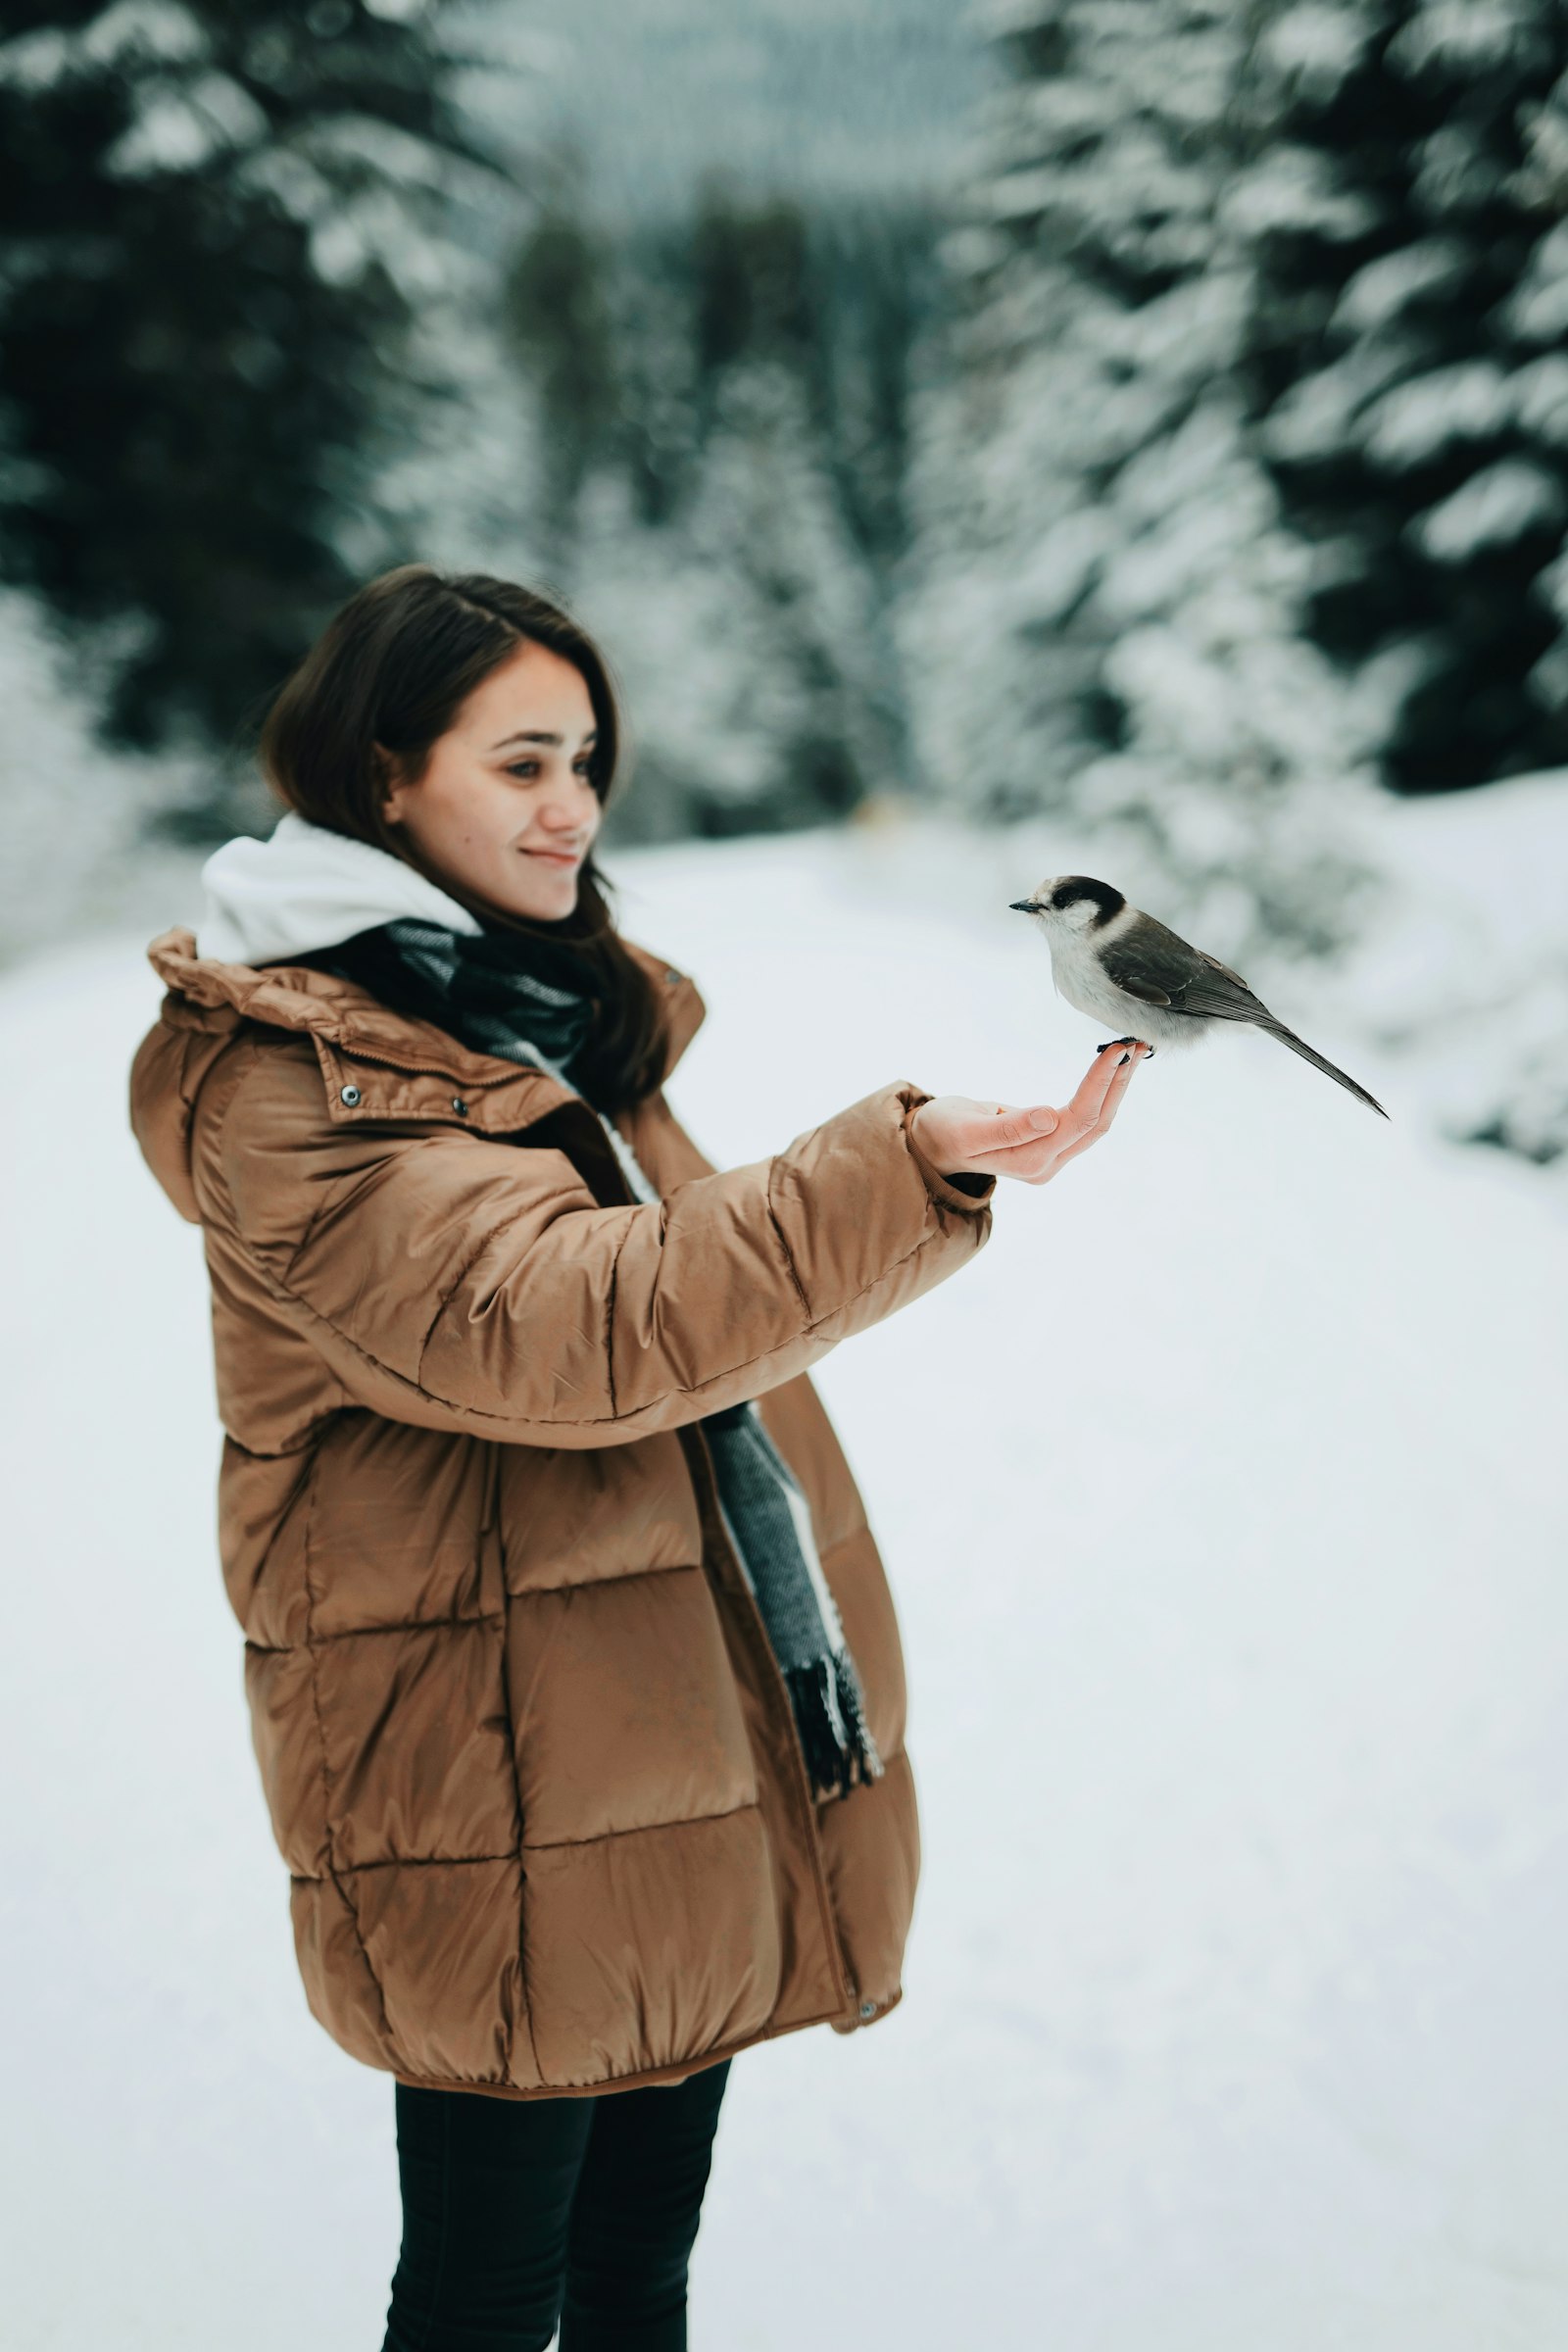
top-left (992, 1102), bottom-right (1058, 1146)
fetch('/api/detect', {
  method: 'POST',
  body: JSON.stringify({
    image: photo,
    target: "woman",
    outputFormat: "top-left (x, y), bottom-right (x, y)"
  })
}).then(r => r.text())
top-left (128, 564), bottom-right (1146, 2349)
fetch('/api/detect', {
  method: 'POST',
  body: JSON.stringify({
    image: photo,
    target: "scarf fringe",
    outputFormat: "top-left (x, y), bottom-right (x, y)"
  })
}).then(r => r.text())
top-left (785, 1654), bottom-right (885, 1801)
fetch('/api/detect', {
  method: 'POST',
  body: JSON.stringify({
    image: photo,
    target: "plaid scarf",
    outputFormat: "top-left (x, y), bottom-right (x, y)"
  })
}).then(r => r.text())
top-left (299, 914), bottom-right (883, 1802)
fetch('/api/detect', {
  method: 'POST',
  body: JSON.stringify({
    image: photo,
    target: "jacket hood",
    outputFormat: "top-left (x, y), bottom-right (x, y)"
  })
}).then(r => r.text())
top-left (129, 812), bottom-right (706, 1223)
top-left (195, 808), bottom-right (485, 965)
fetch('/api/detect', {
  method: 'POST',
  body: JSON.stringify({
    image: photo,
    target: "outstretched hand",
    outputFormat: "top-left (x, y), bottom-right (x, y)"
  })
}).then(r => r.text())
top-left (910, 1041), bottom-right (1151, 1187)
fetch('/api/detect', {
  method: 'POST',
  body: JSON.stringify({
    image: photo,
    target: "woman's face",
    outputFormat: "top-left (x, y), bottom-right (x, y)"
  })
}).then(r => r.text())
top-left (379, 638), bottom-right (604, 922)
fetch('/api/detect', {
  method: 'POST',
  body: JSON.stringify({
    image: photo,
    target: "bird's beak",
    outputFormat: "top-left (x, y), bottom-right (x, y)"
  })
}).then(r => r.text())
top-left (1008, 900), bottom-right (1038, 914)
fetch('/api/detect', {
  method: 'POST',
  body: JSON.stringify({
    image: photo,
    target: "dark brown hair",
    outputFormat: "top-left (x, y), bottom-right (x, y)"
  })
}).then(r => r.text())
top-left (257, 563), bottom-right (667, 1112)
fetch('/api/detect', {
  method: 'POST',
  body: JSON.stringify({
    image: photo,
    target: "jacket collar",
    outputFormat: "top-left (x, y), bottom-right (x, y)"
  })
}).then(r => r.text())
top-left (142, 923), bottom-right (708, 1127)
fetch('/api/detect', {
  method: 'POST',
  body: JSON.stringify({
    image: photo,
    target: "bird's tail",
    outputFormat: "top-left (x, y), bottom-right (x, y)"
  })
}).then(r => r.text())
top-left (1262, 1019), bottom-right (1389, 1118)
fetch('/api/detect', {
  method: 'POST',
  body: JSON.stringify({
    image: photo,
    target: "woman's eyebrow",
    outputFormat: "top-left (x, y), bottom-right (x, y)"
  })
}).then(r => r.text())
top-left (490, 728), bottom-right (598, 752)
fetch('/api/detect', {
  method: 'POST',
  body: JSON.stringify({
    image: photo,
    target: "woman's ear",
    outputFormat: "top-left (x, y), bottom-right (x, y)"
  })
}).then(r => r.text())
top-left (372, 740), bottom-right (404, 825)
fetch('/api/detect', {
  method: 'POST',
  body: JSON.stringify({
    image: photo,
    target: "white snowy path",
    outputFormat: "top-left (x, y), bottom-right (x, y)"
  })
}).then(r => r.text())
top-left (4, 822), bottom-right (1567, 2350)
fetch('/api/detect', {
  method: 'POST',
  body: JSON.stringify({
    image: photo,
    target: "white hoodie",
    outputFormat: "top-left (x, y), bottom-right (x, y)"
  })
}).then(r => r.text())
top-left (195, 808), bottom-right (483, 967)
top-left (193, 806), bottom-right (668, 1212)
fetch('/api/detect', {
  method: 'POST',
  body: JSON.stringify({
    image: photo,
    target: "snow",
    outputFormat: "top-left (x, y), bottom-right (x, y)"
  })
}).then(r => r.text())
top-left (1505, 219), bottom-right (1568, 345)
top-left (1259, 3), bottom-right (1374, 102)
top-left (0, 5), bottom-right (202, 92)
top-left (1415, 457), bottom-right (1567, 561)
top-left (1515, 353), bottom-right (1568, 446)
top-left (900, 0), bottom-right (1400, 956)
top-left (1321, 767), bottom-right (1568, 1164)
top-left (1388, 0), bottom-right (1540, 77)
top-left (1331, 237), bottom-right (1467, 336)
top-left (80, 1), bottom-right (206, 70)
top-left (0, 584), bottom-right (213, 980)
top-left (1259, 340), bottom-right (1407, 466)
top-left (5, 814), bottom-right (1568, 2348)
top-left (1360, 362), bottom-right (1512, 470)
top-left (104, 70), bottom-right (268, 178)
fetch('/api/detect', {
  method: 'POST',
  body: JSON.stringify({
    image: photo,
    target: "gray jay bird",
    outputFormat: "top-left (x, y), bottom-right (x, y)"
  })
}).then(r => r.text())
top-left (1009, 875), bottom-right (1388, 1117)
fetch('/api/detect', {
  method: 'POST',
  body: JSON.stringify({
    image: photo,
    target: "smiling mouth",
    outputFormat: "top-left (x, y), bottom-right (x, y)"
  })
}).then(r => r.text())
top-left (524, 848), bottom-right (581, 864)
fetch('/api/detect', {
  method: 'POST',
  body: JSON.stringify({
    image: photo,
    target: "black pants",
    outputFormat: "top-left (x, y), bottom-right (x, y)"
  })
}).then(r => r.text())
top-left (381, 2058), bottom-right (732, 2352)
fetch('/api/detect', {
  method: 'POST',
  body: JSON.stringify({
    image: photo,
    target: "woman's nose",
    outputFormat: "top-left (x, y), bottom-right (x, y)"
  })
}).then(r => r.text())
top-left (540, 776), bottom-right (599, 836)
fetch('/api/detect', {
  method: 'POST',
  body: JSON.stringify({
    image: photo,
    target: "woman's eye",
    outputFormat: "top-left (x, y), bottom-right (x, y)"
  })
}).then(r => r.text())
top-left (506, 758), bottom-right (594, 781)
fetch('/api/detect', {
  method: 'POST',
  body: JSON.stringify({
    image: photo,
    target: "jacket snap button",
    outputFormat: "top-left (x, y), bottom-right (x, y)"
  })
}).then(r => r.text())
top-left (859, 1998), bottom-right (876, 2020)
top-left (451, 1096), bottom-right (468, 1115)
top-left (339, 1084), bottom-right (362, 1106)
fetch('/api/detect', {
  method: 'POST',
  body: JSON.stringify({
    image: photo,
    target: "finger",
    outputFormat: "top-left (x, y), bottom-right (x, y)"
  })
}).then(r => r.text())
top-left (994, 1054), bottom-right (1140, 1152)
top-left (993, 1101), bottom-right (1060, 1147)
top-left (1052, 1045), bottom-right (1147, 1161)
top-left (979, 1138), bottom-right (1063, 1177)
top-left (1014, 1045), bottom-right (1146, 1178)
top-left (961, 1049), bottom-right (1148, 1174)
top-left (1070, 1044), bottom-right (1132, 1123)
top-left (1063, 1039), bottom-right (1147, 1135)
top-left (1095, 1042), bottom-right (1145, 1123)
top-left (987, 1117), bottom-right (1102, 1177)
top-left (951, 1101), bottom-right (1060, 1154)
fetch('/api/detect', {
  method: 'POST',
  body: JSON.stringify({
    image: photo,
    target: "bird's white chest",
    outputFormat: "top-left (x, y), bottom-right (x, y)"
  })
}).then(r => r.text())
top-left (1047, 931), bottom-right (1133, 1024)
top-left (1045, 928), bottom-right (1197, 1047)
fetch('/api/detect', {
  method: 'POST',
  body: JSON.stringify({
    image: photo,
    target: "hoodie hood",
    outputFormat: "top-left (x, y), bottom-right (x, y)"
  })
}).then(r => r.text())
top-left (131, 814), bottom-right (706, 1224)
top-left (195, 808), bottom-right (483, 965)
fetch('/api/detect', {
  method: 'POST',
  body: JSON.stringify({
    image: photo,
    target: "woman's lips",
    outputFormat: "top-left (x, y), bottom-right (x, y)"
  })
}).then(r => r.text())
top-left (523, 848), bottom-right (581, 866)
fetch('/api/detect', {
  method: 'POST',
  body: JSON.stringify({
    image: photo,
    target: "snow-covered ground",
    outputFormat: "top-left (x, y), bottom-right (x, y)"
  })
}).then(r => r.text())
top-left (4, 817), bottom-right (1567, 2350)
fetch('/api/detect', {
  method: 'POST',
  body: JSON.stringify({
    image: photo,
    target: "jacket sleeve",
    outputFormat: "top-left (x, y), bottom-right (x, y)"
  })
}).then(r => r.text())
top-left (207, 1034), bottom-right (995, 1448)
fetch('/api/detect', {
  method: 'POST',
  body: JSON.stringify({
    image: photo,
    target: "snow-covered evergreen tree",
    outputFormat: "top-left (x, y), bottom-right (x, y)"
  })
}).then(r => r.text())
top-left (575, 354), bottom-right (892, 837)
top-left (1243, 0), bottom-right (1568, 794)
top-left (0, 0), bottom-right (527, 760)
top-left (0, 580), bottom-right (213, 965)
top-left (485, 188), bottom-right (927, 840)
top-left (900, 0), bottom-right (1381, 964)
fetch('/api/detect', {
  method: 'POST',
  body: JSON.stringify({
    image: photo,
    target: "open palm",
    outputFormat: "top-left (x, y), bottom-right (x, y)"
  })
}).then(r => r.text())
top-left (911, 1042), bottom-right (1150, 1187)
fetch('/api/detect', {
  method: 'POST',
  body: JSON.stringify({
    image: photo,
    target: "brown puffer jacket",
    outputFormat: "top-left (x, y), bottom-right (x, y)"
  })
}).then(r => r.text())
top-left (128, 923), bottom-right (996, 2099)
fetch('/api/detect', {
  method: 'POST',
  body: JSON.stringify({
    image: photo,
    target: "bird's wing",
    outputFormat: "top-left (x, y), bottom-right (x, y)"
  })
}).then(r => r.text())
top-left (1097, 931), bottom-right (1176, 1005)
top-left (1169, 953), bottom-right (1277, 1025)
top-left (1102, 927), bottom-right (1277, 1023)
top-left (1099, 918), bottom-right (1264, 1014)
top-left (1107, 925), bottom-right (1387, 1114)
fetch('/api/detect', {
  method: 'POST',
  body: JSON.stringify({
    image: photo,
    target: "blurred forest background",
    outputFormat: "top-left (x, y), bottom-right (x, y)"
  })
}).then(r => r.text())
top-left (2, 0), bottom-right (1566, 1160)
